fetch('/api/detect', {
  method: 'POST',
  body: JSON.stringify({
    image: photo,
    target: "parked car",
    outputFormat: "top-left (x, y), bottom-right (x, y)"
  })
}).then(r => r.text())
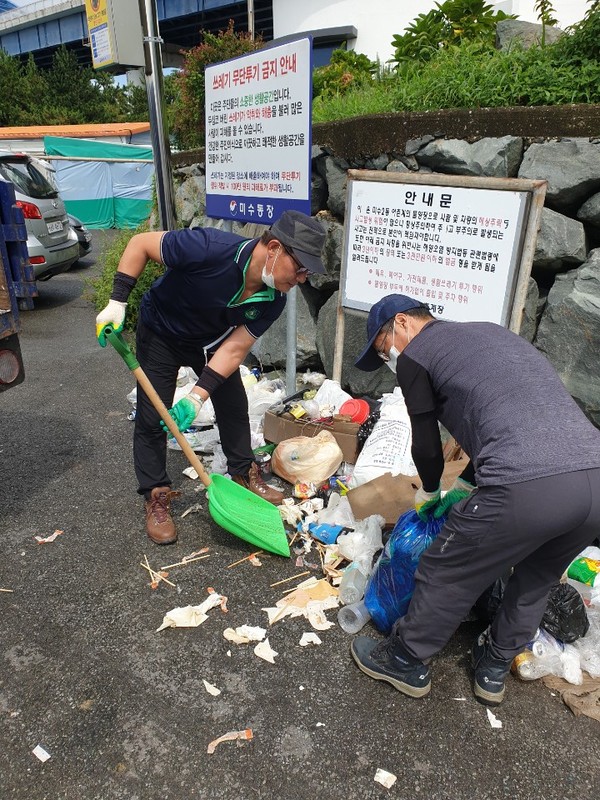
top-left (0, 151), bottom-right (79, 281)
top-left (68, 213), bottom-right (92, 260)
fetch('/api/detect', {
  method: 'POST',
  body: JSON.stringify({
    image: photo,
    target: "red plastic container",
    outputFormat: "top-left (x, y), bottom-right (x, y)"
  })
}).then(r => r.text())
top-left (339, 398), bottom-right (370, 424)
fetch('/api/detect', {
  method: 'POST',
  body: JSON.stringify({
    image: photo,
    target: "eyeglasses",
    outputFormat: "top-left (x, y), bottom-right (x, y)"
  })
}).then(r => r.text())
top-left (375, 323), bottom-right (394, 361)
top-left (283, 246), bottom-right (309, 276)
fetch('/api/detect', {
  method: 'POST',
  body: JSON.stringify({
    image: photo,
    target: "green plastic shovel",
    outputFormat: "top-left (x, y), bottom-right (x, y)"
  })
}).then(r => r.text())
top-left (104, 327), bottom-right (290, 558)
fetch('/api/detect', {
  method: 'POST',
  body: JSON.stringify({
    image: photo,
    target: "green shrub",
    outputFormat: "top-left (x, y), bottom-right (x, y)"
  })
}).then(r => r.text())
top-left (312, 49), bottom-right (379, 98)
top-left (90, 225), bottom-right (165, 333)
top-left (391, 0), bottom-right (513, 67)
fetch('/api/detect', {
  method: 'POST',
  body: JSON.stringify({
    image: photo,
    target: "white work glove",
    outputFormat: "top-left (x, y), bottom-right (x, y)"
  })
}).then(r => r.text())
top-left (96, 299), bottom-right (127, 347)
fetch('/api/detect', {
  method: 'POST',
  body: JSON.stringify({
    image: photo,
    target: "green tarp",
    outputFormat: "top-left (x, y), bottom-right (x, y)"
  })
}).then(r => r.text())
top-left (44, 136), bottom-right (154, 229)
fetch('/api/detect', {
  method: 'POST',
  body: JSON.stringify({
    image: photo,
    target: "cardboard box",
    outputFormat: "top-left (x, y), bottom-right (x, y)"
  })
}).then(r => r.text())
top-left (263, 409), bottom-right (360, 464)
top-left (346, 458), bottom-right (468, 526)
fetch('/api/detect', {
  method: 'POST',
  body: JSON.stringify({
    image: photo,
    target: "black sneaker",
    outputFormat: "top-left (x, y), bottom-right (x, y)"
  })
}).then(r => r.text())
top-left (350, 636), bottom-right (431, 698)
top-left (471, 628), bottom-right (512, 706)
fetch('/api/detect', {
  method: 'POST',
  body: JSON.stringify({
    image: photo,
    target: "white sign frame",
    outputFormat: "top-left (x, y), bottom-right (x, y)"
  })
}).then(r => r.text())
top-left (332, 171), bottom-right (547, 382)
top-left (204, 36), bottom-right (312, 224)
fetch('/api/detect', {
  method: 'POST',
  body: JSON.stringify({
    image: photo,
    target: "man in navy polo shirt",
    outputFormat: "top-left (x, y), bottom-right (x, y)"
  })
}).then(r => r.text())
top-left (352, 293), bottom-right (600, 706)
top-left (96, 211), bottom-right (326, 545)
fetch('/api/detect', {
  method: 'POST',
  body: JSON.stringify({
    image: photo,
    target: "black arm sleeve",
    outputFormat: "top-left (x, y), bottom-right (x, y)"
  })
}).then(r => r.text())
top-left (110, 272), bottom-right (137, 302)
top-left (459, 459), bottom-right (476, 485)
top-left (395, 353), bottom-right (443, 492)
top-left (195, 365), bottom-right (227, 396)
top-left (411, 411), bottom-right (444, 492)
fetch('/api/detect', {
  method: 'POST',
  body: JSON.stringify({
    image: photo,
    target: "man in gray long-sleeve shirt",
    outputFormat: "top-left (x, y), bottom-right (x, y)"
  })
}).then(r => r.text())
top-left (353, 293), bottom-right (600, 706)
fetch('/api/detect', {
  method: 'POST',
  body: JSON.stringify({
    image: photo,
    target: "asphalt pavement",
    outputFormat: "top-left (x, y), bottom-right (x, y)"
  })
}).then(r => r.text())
top-left (1, 230), bottom-right (599, 800)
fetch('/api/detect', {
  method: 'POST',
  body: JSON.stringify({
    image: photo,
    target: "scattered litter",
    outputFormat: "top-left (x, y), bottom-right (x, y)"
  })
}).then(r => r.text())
top-left (223, 625), bottom-right (267, 644)
top-left (374, 768), bottom-right (397, 789)
top-left (181, 502), bottom-right (203, 517)
top-left (486, 708), bottom-right (503, 729)
top-left (227, 551), bottom-right (264, 569)
top-left (263, 578), bottom-right (339, 630)
top-left (453, 697), bottom-right (467, 701)
top-left (254, 637), bottom-right (278, 663)
top-left (140, 556), bottom-right (176, 589)
top-left (207, 728), bottom-right (253, 755)
top-left (182, 466), bottom-right (199, 480)
top-left (226, 649), bottom-right (232, 657)
top-left (249, 554), bottom-right (262, 567)
top-left (35, 529), bottom-right (63, 544)
top-left (270, 571), bottom-right (311, 588)
top-left (299, 632), bottom-right (322, 647)
top-left (279, 499), bottom-right (304, 526)
top-left (208, 586), bottom-right (228, 613)
top-left (32, 744), bottom-right (51, 763)
top-left (156, 590), bottom-right (226, 631)
top-left (0, 588), bottom-right (14, 593)
top-left (160, 549), bottom-right (210, 570)
top-left (299, 685), bottom-right (305, 690)
top-left (315, 722), bottom-right (325, 727)
top-left (202, 680), bottom-right (222, 696)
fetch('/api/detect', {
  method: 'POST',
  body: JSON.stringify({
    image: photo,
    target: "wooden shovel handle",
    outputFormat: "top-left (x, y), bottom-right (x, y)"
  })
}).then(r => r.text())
top-left (132, 366), bottom-right (213, 488)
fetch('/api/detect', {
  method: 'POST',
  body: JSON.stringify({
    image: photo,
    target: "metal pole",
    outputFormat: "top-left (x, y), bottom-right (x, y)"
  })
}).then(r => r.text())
top-left (285, 286), bottom-right (298, 395)
top-left (139, 0), bottom-right (176, 231)
top-left (247, 0), bottom-right (255, 39)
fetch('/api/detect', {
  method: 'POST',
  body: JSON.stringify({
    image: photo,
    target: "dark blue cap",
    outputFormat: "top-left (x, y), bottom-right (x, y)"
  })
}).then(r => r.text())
top-left (355, 293), bottom-right (428, 371)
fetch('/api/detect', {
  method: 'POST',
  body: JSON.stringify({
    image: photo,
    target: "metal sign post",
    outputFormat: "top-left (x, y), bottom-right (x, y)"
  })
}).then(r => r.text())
top-left (139, 0), bottom-right (176, 232)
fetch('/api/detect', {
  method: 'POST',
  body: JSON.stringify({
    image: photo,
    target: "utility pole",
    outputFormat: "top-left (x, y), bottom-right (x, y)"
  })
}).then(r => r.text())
top-left (247, 0), bottom-right (255, 40)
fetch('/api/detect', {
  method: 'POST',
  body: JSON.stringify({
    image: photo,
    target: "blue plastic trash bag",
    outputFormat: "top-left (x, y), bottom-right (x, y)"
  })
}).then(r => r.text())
top-left (364, 509), bottom-right (447, 634)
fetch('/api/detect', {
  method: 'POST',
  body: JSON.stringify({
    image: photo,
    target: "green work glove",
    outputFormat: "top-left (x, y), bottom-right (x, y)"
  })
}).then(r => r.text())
top-left (160, 393), bottom-right (204, 436)
top-left (432, 477), bottom-right (475, 519)
top-left (95, 299), bottom-right (127, 347)
top-left (415, 484), bottom-right (441, 521)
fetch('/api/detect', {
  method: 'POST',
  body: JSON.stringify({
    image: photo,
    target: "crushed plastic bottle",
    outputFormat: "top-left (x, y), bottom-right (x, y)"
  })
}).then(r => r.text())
top-left (511, 628), bottom-right (583, 685)
top-left (337, 600), bottom-right (371, 634)
top-left (339, 563), bottom-right (369, 605)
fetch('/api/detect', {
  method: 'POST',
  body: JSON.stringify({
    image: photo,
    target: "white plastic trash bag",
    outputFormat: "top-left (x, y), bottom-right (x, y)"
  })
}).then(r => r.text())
top-left (272, 430), bottom-right (343, 484)
top-left (313, 379), bottom-right (352, 415)
top-left (348, 389), bottom-right (418, 488)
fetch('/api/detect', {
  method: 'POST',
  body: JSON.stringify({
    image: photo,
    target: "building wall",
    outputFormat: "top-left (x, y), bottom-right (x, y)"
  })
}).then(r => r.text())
top-left (273, 0), bottom-right (591, 63)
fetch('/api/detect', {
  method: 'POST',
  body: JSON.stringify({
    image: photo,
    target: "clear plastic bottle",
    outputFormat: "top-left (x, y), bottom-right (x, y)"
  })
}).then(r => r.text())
top-left (337, 600), bottom-right (371, 634)
top-left (339, 563), bottom-right (369, 605)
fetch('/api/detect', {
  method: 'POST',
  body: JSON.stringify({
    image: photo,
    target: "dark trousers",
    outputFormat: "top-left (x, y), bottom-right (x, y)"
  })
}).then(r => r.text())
top-left (393, 467), bottom-right (600, 662)
top-left (133, 321), bottom-right (253, 497)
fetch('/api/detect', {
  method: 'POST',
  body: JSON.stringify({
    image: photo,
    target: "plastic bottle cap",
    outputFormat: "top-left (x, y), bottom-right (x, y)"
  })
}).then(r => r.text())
top-left (339, 399), bottom-right (370, 424)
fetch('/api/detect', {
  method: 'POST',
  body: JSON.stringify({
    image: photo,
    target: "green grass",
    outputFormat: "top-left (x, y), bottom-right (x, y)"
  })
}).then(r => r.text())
top-left (312, 41), bottom-right (600, 124)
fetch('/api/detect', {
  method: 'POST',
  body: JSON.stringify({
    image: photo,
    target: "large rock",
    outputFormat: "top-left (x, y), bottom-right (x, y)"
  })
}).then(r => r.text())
top-left (519, 278), bottom-right (540, 343)
top-left (416, 136), bottom-right (523, 178)
top-left (175, 175), bottom-right (206, 226)
top-left (252, 288), bottom-right (319, 369)
top-left (325, 157), bottom-right (348, 219)
top-left (308, 216), bottom-right (344, 292)
top-left (316, 292), bottom-right (397, 396)
top-left (577, 191), bottom-right (600, 230)
top-left (535, 249), bottom-right (600, 426)
top-left (518, 140), bottom-right (600, 213)
top-left (533, 207), bottom-right (587, 274)
top-left (496, 19), bottom-right (563, 51)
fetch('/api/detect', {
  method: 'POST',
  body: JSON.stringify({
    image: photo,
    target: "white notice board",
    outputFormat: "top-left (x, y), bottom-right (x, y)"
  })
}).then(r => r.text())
top-left (341, 172), bottom-right (544, 326)
top-left (205, 37), bottom-right (312, 224)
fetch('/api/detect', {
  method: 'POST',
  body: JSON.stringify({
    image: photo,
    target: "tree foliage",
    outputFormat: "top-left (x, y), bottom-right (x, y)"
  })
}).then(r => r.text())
top-left (391, 0), bottom-right (513, 66)
top-left (172, 20), bottom-right (263, 150)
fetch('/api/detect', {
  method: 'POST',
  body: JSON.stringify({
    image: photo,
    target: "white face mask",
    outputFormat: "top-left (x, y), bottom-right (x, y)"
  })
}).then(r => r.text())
top-left (386, 346), bottom-right (400, 373)
top-left (262, 247), bottom-right (280, 289)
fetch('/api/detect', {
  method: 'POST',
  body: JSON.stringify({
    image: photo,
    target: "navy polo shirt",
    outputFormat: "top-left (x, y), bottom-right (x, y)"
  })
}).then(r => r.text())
top-left (139, 227), bottom-right (286, 346)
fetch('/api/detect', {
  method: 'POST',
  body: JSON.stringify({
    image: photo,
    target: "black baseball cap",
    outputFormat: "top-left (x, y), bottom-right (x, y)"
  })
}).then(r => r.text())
top-left (355, 293), bottom-right (429, 371)
top-left (270, 211), bottom-right (326, 274)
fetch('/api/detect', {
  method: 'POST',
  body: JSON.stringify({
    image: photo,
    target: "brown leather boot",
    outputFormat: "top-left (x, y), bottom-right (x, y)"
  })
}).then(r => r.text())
top-left (232, 462), bottom-right (284, 505)
top-left (144, 486), bottom-right (181, 544)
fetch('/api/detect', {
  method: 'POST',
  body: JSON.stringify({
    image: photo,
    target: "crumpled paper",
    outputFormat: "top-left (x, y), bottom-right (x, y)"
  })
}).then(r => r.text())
top-left (223, 625), bottom-right (267, 644)
top-left (254, 637), bottom-right (278, 663)
top-left (156, 591), bottom-right (225, 632)
top-left (262, 578), bottom-right (339, 630)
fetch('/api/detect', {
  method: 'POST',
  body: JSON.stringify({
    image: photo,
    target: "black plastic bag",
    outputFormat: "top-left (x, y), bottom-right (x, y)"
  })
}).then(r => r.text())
top-left (472, 575), bottom-right (509, 624)
top-left (541, 583), bottom-right (590, 643)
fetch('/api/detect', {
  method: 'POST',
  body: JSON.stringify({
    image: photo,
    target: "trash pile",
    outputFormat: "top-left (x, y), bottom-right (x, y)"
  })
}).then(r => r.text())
top-left (124, 364), bottom-right (600, 722)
